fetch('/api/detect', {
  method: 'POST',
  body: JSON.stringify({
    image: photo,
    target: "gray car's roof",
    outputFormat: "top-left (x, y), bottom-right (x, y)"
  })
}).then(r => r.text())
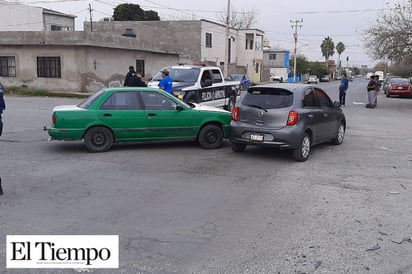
top-left (249, 83), bottom-right (313, 92)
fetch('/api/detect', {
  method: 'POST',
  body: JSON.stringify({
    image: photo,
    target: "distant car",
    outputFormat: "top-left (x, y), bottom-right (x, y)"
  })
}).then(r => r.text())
top-left (307, 75), bottom-right (318, 84)
top-left (320, 75), bottom-right (330, 82)
top-left (382, 75), bottom-right (399, 94)
top-left (229, 74), bottom-right (252, 90)
top-left (47, 87), bottom-right (232, 152)
top-left (230, 83), bottom-right (346, 161)
top-left (386, 78), bottom-right (412, 97)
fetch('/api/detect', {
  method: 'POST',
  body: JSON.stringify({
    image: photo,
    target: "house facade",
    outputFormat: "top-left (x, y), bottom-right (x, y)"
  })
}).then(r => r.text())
top-left (0, 3), bottom-right (75, 31)
top-left (87, 20), bottom-right (264, 82)
top-left (262, 50), bottom-right (290, 82)
top-left (0, 4), bottom-right (264, 92)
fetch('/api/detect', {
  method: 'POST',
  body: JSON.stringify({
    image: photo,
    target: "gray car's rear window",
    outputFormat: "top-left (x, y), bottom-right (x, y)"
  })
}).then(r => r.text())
top-left (242, 88), bottom-right (293, 109)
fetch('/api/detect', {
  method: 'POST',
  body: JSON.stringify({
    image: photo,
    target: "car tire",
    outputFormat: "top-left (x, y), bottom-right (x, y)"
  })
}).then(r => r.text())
top-left (83, 126), bottom-right (114, 152)
top-left (292, 133), bottom-right (311, 162)
top-left (386, 92), bottom-right (390, 98)
top-left (231, 141), bottom-right (246, 152)
top-left (198, 124), bottom-right (223, 149)
top-left (331, 122), bottom-right (345, 145)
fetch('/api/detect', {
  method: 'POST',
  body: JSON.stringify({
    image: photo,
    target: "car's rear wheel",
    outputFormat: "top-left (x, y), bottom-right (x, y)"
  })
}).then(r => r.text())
top-left (331, 122), bottom-right (345, 145)
top-left (386, 92), bottom-right (390, 98)
top-left (292, 133), bottom-right (311, 162)
top-left (198, 124), bottom-right (223, 149)
top-left (83, 126), bottom-right (113, 152)
top-left (231, 141), bottom-right (246, 152)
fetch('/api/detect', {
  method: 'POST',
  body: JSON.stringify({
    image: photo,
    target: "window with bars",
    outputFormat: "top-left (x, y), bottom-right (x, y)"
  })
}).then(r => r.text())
top-left (37, 57), bottom-right (61, 78)
top-left (0, 56), bottom-right (16, 77)
top-left (205, 33), bottom-right (212, 48)
top-left (269, 54), bottom-right (276, 60)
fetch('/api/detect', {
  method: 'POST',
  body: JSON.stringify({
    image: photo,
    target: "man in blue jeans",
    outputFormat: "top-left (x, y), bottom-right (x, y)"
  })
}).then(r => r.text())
top-left (0, 82), bottom-right (5, 136)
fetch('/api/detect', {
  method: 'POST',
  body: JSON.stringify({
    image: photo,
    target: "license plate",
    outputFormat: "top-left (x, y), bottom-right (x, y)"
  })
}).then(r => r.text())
top-left (397, 87), bottom-right (404, 90)
top-left (250, 133), bottom-right (264, 142)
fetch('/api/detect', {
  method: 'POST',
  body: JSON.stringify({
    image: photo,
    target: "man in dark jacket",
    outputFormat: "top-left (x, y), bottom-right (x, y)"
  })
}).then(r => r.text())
top-left (124, 66), bottom-right (136, 87)
top-left (0, 82), bottom-right (6, 136)
top-left (127, 72), bottom-right (147, 87)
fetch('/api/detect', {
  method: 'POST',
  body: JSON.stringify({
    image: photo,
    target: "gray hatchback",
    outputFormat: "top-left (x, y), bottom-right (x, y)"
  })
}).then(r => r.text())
top-left (230, 83), bottom-right (346, 161)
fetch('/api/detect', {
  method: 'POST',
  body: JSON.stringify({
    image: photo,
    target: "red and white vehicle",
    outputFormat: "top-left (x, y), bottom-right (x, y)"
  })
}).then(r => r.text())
top-left (386, 78), bottom-right (412, 97)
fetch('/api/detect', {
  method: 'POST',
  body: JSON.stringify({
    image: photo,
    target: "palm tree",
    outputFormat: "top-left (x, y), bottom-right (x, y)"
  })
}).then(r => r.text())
top-left (336, 42), bottom-right (345, 74)
top-left (320, 36), bottom-right (335, 61)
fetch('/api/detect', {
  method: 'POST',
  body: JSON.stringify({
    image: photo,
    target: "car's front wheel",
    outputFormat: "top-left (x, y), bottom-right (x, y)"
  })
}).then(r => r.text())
top-left (198, 124), bottom-right (223, 149)
top-left (83, 126), bottom-right (114, 152)
top-left (231, 141), bottom-right (246, 152)
top-left (292, 133), bottom-right (311, 162)
top-left (331, 122), bottom-right (345, 145)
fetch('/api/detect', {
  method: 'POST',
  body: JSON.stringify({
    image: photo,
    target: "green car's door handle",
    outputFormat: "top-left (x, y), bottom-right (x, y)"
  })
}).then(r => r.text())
top-left (103, 113), bottom-right (112, 117)
top-left (147, 113), bottom-right (157, 117)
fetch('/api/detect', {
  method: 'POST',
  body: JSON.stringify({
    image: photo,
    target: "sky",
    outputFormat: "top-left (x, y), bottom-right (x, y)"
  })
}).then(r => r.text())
top-left (10, 0), bottom-right (408, 68)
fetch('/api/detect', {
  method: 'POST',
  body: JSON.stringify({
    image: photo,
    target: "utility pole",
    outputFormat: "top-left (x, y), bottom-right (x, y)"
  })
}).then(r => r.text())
top-left (89, 3), bottom-right (93, 32)
top-left (290, 19), bottom-right (303, 83)
top-left (224, 0), bottom-right (230, 77)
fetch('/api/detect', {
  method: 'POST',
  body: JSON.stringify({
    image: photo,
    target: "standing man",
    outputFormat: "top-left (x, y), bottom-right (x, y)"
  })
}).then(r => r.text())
top-left (366, 75), bottom-right (376, 108)
top-left (159, 69), bottom-right (173, 94)
top-left (128, 72), bottom-right (147, 87)
top-left (0, 82), bottom-right (6, 137)
top-left (373, 75), bottom-right (382, 108)
top-left (124, 66), bottom-right (136, 87)
top-left (338, 73), bottom-right (349, 107)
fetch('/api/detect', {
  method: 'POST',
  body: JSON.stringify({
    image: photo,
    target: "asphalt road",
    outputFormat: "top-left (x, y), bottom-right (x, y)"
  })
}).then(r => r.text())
top-left (1, 79), bottom-right (412, 274)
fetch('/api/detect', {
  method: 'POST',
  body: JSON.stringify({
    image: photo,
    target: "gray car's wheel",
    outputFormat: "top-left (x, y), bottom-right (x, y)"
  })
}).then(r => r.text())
top-left (331, 122), bottom-right (345, 145)
top-left (83, 126), bottom-right (113, 152)
top-left (292, 133), bottom-right (311, 162)
top-left (231, 141), bottom-right (246, 152)
top-left (198, 124), bottom-right (223, 149)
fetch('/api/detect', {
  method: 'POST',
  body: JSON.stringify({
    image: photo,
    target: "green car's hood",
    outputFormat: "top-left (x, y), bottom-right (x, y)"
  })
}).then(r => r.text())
top-left (191, 103), bottom-right (230, 114)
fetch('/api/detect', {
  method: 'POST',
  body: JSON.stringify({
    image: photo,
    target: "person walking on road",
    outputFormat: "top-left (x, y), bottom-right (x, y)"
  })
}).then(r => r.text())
top-left (0, 82), bottom-right (6, 137)
top-left (338, 73), bottom-right (349, 106)
top-left (372, 75), bottom-right (381, 108)
top-left (124, 66), bottom-right (136, 87)
top-left (366, 75), bottom-right (376, 108)
top-left (159, 69), bottom-right (173, 94)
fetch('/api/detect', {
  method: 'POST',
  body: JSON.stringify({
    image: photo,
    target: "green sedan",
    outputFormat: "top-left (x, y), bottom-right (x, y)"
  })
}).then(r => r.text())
top-left (47, 87), bottom-right (232, 152)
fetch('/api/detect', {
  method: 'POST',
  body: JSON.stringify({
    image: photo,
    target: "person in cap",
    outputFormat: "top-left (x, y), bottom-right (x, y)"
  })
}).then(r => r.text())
top-left (124, 66), bottom-right (136, 87)
top-left (159, 69), bottom-right (173, 94)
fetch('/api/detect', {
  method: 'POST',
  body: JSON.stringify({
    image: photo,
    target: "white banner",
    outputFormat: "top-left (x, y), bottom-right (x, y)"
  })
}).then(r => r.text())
top-left (6, 235), bottom-right (119, 269)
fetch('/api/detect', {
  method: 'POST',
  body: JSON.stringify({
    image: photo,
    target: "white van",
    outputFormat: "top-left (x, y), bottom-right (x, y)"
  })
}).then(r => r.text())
top-left (374, 71), bottom-right (385, 82)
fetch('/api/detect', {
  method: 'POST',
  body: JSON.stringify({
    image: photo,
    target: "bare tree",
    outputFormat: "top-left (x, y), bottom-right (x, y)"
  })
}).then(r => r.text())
top-left (365, 0), bottom-right (412, 65)
top-left (217, 6), bottom-right (258, 29)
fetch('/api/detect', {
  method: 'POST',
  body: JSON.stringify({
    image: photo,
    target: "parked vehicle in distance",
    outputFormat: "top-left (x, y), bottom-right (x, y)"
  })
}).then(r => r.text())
top-left (386, 78), bottom-right (412, 97)
top-left (148, 65), bottom-right (240, 111)
top-left (320, 75), bottom-right (330, 82)
top-left (306, 75), bottom-right (318, 84)
top-left (365, 72), bottom-right (374, 79)
top-left (374, 70), bottom-right (385, 82)
top-left (382, 75), bottom-right (400, 94)
top-left (229, 74), bottom-right (252, 90)
top-left (46, 88), bottom-right (232, 152)
top-left (230, 83), bottom-right (346, 161)
top-left (270, 68), bottom-right (289, 83)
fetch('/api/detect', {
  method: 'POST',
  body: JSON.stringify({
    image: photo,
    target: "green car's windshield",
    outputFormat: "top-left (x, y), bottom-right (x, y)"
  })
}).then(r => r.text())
top-left (77, 89), bottom-right (105, 109)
